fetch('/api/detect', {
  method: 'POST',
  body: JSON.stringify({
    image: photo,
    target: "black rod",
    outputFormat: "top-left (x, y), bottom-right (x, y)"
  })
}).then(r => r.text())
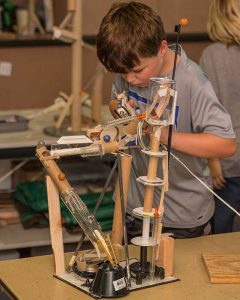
top-left (167, 23), bottom-right (182, 168)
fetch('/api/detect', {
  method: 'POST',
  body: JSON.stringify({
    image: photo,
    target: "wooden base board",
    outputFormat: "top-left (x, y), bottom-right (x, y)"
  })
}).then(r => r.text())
top-left (202, 254), bottom-right (240, 283)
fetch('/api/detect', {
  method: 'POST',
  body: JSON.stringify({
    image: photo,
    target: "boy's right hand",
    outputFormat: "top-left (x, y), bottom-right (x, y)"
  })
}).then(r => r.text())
top-left (109, 99), bottom-right (119, 119)
top-left (208, 158), bottom-right (226, 190)
top-left (109, 98), bottom-right (136, 119)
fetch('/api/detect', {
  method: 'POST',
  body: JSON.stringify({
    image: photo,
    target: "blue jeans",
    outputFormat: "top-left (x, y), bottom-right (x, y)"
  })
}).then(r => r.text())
top-left (214, 177), bottom-right (240, 234)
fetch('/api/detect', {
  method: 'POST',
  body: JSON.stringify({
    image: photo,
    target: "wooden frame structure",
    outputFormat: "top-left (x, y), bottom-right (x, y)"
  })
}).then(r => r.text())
top-left (51, 0), bottom-right (104, 133)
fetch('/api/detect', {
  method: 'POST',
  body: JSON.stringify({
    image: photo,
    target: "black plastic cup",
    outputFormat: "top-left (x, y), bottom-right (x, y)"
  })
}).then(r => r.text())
top-left (90, 262), bottom-right (129, 298)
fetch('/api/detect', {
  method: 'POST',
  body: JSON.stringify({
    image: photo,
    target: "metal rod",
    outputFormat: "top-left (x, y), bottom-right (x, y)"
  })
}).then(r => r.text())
top-left (0, 159), bottom-right (30, 184)
top-left (140, 246), bottom-right (148, 272)
top-left (167, 23), bottom-right (182, 167)
top-left (93, 158), bottom-right (118, 215)
top-left (66, 231), bottom-right (85, 272)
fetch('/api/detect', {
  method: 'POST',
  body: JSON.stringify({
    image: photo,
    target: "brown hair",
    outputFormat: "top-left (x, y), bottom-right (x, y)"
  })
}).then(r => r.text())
top-left (207, 0), bottom-right (240, 45)
top-left (96, 1), bottom-right (166, 73)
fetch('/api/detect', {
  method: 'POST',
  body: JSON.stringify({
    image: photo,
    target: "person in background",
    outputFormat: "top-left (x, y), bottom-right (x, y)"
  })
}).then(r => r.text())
top-left (97, 1), bottom-right (236, 239)
top-left (200, 0), bottom-right (240, 234)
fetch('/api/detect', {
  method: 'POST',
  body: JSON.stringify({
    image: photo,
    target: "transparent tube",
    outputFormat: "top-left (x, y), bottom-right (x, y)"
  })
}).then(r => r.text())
top-left (149, 215), bottom-right (162, 281)
top-left (50, 143), bottom-right (102, 157)
top-left (146, 77), bottom-right (177, 126)
top-left (61, 190), bottom-right (117, 266)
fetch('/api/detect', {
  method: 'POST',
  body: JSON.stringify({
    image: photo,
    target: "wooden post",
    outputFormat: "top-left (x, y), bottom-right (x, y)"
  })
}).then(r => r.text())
top-left (71, 0), bottom-right (82, 132)
top-left (28, 0), bottom-right (45, 35)
top-left (28, 0), bottom-right (35, 35)
top-left (67, 0), bottom-right (76, 11)
top-left (91, 65), bottom-right (104, 124)
top-left (46, 176), bottom-right (65, 275)
top-left (111, 154), bottom-right (132, 249)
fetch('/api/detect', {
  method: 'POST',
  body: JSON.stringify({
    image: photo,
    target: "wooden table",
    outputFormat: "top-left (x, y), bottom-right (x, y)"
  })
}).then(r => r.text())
top-left (1, 232), bottom-right (240, 299)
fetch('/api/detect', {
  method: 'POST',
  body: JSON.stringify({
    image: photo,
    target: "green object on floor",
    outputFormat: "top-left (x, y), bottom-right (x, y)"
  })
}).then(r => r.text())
top-left (13, 181), bottom-right (114, 232)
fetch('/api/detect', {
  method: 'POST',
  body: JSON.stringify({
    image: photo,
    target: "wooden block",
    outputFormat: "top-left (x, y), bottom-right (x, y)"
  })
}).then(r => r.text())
top-left (156, 235), bottom-right (174, 277)
top-left (202, 254), bottom-right (240, 283)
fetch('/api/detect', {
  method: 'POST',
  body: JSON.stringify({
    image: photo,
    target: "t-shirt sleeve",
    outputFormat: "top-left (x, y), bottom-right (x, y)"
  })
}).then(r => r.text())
top-left (190, 80), bottom-right (235, 138)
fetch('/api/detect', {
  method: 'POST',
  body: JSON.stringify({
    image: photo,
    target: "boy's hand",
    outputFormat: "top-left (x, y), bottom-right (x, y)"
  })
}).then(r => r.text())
top-left (208, 158), bottom-right (226, 189)
top-left (109, 99), bottom-right (119, 119)
top-left (109, 98), bottom-right (135, 119)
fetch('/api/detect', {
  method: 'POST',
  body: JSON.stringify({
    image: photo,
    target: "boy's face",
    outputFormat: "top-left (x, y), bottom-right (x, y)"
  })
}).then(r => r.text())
top-left (121, 41), bottom-right (167, 87)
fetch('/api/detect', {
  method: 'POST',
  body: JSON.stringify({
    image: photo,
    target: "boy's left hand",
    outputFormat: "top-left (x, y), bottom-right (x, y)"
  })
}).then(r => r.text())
top-left (208, 158), bottom-right (226, 189)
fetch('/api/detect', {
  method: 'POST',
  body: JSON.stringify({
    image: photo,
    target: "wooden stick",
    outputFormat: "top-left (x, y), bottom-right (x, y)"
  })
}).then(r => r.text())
top-left (28, 0), bottom-right (35, 35)
top-left (59, 12), bottom-right (73, 29)
top-left (67, 0), bottom-right (76, 11)
top-left (53, 26), bottom-right (77, 41)
top-left (46, 176), bottom-right (65, 275)
top-left (36, 145), bottom-right (72, 194)
top-left (33, 13), bottom-right (45, 34)
top-left (71, 0), bottom-right (82, 132)
top-left (28, 0), bottom-right (45, 35)
top-left (91, 64), bottom-right (104, 124)
top-left (55, 95), bottom-right (73, 129)
top-left (143, 128), bottom-right (161, 212)
top-left (111, 154), bottom-right (132, 248)
top-left (163, 153), bottom-right (169, 191)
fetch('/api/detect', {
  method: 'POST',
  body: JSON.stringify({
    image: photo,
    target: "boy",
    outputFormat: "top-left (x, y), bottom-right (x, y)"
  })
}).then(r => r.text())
top-left (96, 1), bottom-right (236, 238)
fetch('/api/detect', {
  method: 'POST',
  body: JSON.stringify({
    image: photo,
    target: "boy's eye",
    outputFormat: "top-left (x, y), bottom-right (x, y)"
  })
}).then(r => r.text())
top-left (134, 69), bottom-right (143, 73)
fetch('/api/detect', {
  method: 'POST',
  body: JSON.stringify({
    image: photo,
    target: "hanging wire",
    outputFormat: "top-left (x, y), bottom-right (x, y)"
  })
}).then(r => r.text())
top-left (162, 145), bottom-right (240, 218)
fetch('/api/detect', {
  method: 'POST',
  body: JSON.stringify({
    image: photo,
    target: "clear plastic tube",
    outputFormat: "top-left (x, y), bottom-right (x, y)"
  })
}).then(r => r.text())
top-left (149, 215), bottom-right (161, 281)
top-left (61, 190), bottom-right (117, 266)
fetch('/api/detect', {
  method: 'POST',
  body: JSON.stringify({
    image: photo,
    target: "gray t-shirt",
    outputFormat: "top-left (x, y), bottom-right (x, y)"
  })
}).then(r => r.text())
top-left (112, 45), bottom-right (235, 228)
top-left (200, 42), bottom-right (240, 177)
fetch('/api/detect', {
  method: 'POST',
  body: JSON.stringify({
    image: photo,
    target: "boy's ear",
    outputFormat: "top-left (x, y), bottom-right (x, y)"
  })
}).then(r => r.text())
top-left (158, 40), bottom-right (168, 57)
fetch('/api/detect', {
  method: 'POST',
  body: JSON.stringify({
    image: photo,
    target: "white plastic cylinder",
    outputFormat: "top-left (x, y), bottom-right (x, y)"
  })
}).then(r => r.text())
top-left (142, 217), bottom-right (151, 244)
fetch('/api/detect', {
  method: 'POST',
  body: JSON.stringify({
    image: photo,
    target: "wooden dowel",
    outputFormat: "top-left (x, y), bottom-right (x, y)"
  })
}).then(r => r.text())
top-left (71, 0), bottom-right (82, 132)
top-left (67, 0), bottom-right (76, 11)
top-left (56, 95), bottom-right (73, 129)
top-left (143, 128), bottom-right (161, 212)
top-left (91, 65), bottom-right (104, 124)
top-left (36, 146), bottom-right (72, 194)
top-left (111, 154), bottom-right (132, 246)
top-left (46, 176), bottom-right (65, 275)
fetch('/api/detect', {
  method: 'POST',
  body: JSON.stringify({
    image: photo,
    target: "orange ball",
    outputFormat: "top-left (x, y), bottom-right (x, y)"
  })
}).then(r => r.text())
top-left (180, 18), bottom-right (189, 26)
top-left (58, 173), bottom-right (65, 181)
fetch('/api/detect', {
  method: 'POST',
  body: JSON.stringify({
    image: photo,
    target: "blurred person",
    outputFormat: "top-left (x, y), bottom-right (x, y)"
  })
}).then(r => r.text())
top-left (200, 0), bottom-right (240, 233)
